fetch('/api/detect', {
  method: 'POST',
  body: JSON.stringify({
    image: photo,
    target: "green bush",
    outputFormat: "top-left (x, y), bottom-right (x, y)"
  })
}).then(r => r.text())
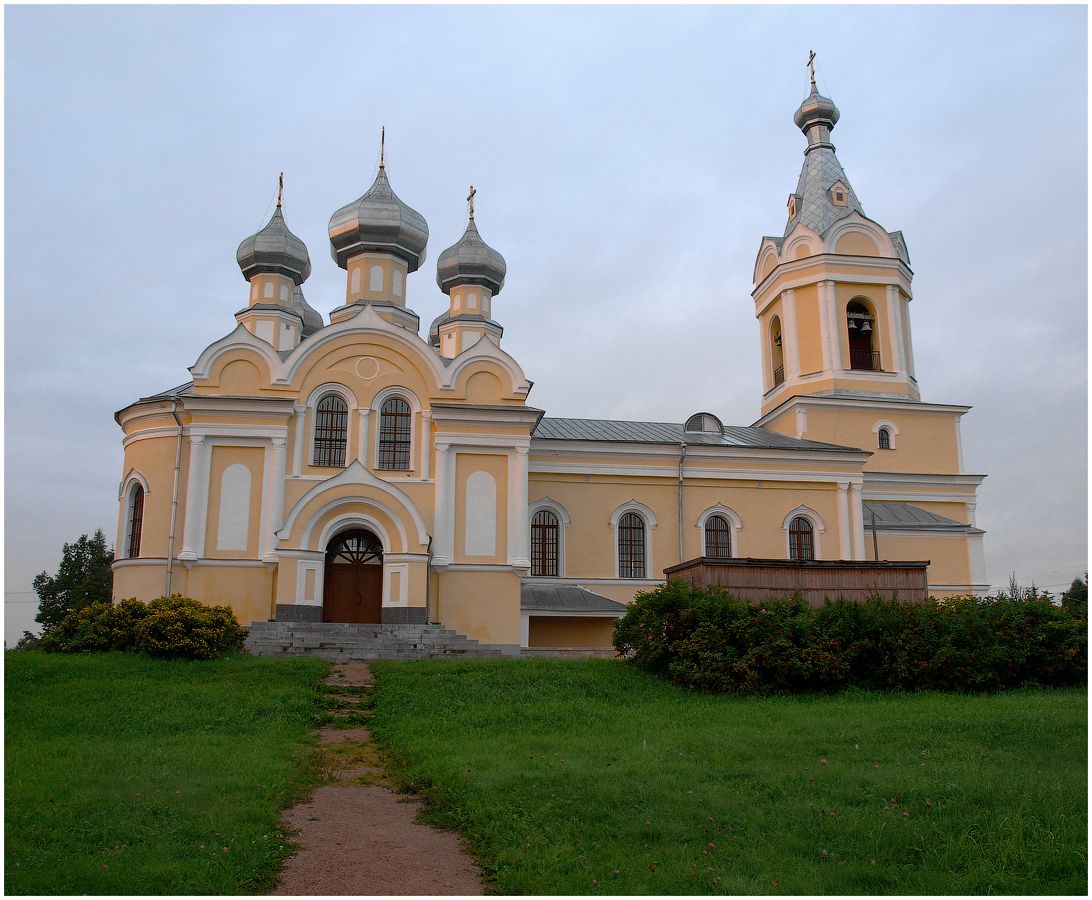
top-left (614, 580), bottom-right (1087, 695)
top-left (39, 595), bottom-right (245, 661)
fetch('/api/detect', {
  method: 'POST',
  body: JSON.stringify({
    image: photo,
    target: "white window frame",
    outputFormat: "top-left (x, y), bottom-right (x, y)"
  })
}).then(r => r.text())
top-left (872, 419), bottom-right (900, 450)
top-left (307, 383), bottom-right (357, 467)
top-left (781, 505), bottom-right (826, 560)
top-left (696, 504), bottom-right (743, 557)
top-left (372, 386), bottom-right (421, 474)
top-left (119, 470), bottom-right (150, 559)
top-left (610, 500), bottom-right (657, 579)
top-left (528, 497), bottom-right (571, 577)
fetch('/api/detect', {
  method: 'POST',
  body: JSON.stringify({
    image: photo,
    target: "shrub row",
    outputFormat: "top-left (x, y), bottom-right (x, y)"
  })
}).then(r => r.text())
top-left (40, 595), bottom-right (246, 660)
top-left (612, 580), bottom-right (1087, 694)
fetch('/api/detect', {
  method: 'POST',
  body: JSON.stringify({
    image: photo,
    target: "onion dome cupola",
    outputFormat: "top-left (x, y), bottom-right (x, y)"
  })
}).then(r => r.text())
top-left (292, 285), bottom-right (324, 339)
top-left (432, 186), bottom-right (506, 359)
top-left (235, 174), bottom-right (311, 352)
top-left (327, 129), bottom-right (428, 331)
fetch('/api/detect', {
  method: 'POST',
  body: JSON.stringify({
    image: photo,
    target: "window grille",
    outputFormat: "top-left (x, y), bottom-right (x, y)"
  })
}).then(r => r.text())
top-left (127, 484), bottom-right (144, 558)
top-left (704, 515), bottom-right (731, 558)
top-left (618, 512), bottom-right (646, 578)
top-left (789, 516), bottom-right (814, 561)
top-left (378, 398), bottom-right (412, 470)
top-left (530, 510), bottom-right (559, 576)
top-left (314, 395), bottom-right (348, 467)
top-left (878, 428), bottom-right (891, 449)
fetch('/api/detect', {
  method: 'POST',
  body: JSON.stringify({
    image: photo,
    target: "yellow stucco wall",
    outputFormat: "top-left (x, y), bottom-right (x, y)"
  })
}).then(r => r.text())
top-left (205, 446), bottom-right (264, 559)
top-left (529, 616), bottom-right (617, 648)
top-left (116, 434), bottom-right (188, 561)
top-left (454, 454), bottom-right (509, 564)
top-left (435, 569), bottom-right (520, 644)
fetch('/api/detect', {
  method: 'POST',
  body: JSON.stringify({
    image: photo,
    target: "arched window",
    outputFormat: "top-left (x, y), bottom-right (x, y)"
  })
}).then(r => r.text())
top-left (314, 395), bottom-right (348, 467)
top-left (704, 515), bottom-right (731, 559)
top-left (789, 516), bottom-right (814, 561)
top-left (530, 510), bottom-right (559, 577)
top-left (126, 484), bottom-right (144, 558)
top-left (847, 301), bottom-right (879, 371)
top-left (770, 316), bottom-right (785, 386)
top-left (878, 427), bottom-right (891, 449)
top-left (618, 512), bottom-right (646, 578)
top-left (378, 398), bottom-right (412, 470)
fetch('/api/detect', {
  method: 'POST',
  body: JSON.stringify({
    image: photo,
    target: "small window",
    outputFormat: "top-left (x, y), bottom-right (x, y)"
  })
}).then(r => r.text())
top-left (618, 512), bottom-right (646, 579)
top-left (878, 428), bottom-right (891, 450)
top-left (704, 515), bottom-right (731, 559)
top-left (378, 398), bottom-right (412, 470)
top-left (126, 484), bottom-right (144, 558)
top-left (531, 510), bottom-right (559, 577)
top-left (789, 516), bottom-right (814, 561)
top-left (314, 395), bottom-right (348, 467)
top-left (835, 192), bottom-right (844, 202)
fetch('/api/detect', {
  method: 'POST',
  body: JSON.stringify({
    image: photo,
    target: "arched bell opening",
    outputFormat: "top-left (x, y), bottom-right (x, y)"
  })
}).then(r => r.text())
top-left (323, 528), bottom-right (384, 623)
top-left (846, 300), bottom-right (880, 371)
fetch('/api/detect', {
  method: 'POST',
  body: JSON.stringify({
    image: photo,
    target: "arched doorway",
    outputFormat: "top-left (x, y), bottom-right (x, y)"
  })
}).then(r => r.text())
top-left (323, 529), bottom-right (383, 623)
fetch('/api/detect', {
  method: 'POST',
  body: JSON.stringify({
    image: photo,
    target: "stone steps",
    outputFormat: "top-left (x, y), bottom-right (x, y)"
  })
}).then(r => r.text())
top-left (245, 621), bottom-right (520, 660)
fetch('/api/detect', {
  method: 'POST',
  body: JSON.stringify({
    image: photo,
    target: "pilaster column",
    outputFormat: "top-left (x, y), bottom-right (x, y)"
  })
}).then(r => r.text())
top-left (357, 408), bottom-right (371, 466)
top-left (850, 482), bottom-right (865, 560)
top-left (781, 288), bottom-right (800, 379)
top-left (291, 402), bottom-right (306, 475)
top-left (885, 285), bottom-right (905, 375)
top-left (965, 500), bottom-right (977, 527)
top-left (261, 437), bottom-right (288, 561)
top-left (837, 481), bottom-right (851, 560)
top-left (818, 282), bottom-right (833, 373)
top-left (420, 412), bottom-right (432, 479)
top-left (179, 435), bottom-right (211, 560)
top-left (432, 443), bottom-right (454, 565)
top-left (823, 281), bottom-right (843, 371)
top-left (508, 446), bottom-right (530, 567)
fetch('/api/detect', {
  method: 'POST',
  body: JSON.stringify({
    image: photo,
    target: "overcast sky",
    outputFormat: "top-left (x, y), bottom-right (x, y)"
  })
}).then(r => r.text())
top-left (4, 5), bottom-right (1087, 644)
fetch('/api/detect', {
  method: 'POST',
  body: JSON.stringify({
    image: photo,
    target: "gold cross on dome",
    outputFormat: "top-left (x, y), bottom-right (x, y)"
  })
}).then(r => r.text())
top-left (467, 185), bottom-right (476, 220)
top-left (807, 50), bottom-right (816, 88)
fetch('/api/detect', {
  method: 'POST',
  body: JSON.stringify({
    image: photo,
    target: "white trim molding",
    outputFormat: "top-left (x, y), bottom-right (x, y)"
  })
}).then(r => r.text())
top-left (529, 496), bottom-right (572, 576)
top-left (872, 419), bottom-right (900, 450)
top-left (781, 504), bottom-right (826, 560)
top-left (610, 500), bottom-right (657, 579)
top-left (371, 385), bottom-right (422, 474)
top-left (306, 383), bottom-right (358, 467)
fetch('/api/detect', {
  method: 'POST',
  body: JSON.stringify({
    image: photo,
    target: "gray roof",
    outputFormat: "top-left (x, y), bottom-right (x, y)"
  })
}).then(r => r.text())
top-left (520, 583), bottom-right (628, 614)
top-left (864, 501), bottom-right (983, 533)
top-left (141, 382), bottom-right (196, 401)
top-left (328, 167), bottom-right (429, 272)
top-left (236, 206), bottom-right (311, 284)
top-left (436, 218), bottom-right (506, 296)
top-left (292, 285), bottom-right (324, 339)
top-left (533, 416), bottom-right (860, 452)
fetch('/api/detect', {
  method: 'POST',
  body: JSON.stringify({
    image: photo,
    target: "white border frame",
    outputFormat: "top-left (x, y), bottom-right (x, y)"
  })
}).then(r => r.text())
top-left (872, 419), bottom-right (900, 450)
top-left (372, 385), bottom-right (422, 474)
top-left (307, 383), bottom-right (358, 468)
top-left (781, 505), bottom-right (826, 560)
top-left (610, 500), bottom-right (657, 579)
top-left (696, 504), bottom-right (743, 558)
top-left (529, 496), bottom-right (572, 577)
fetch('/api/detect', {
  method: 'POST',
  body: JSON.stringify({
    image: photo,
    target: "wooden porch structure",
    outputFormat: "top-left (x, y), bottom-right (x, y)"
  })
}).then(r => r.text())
top-left (663, 557), bottom-right (930, 606)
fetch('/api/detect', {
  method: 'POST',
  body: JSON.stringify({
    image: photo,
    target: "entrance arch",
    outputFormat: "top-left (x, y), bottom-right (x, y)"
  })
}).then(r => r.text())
top-left (323, 528), bottom-right (384, 623)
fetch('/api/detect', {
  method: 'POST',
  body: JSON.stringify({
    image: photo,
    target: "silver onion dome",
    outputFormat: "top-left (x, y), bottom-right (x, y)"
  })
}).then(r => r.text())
top-left (236, 206), bottom-right (312, 285)
top-left (328, 168), bottom-right (429, 273)
top-left (436, 219), bottom-right (507, 296)
top-left (793, 86), bottom-right (840, 137)
top-left (292, 285), bottom-right (324, 338)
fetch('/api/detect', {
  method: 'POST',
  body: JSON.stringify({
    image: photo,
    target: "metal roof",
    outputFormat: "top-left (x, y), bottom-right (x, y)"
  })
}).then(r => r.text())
top-left (328, 167), bottom-right (429, 273)
top-left (436, 218), bottom-right (506, 296)
top-left (236, 206), bottom-right (311, 284)
top-left (141, 382), bottom-right (196, 401)
top-left (863, 501), bottom-right (983, 533)
top-left (520, 583), bottom-right (628, 614)
top-left (533, 416), bottom-right (860, 452)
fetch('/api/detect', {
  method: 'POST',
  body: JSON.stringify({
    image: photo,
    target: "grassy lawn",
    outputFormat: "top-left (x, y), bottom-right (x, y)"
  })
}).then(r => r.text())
top-left (370, 658), bottom-right (1087, 895)
top-left (5, 652), bottom-right (328, 895)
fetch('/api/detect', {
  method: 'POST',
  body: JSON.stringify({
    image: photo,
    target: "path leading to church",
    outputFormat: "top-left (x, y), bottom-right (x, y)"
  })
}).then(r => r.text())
top-left (272, 662), bottom-right (485, 896)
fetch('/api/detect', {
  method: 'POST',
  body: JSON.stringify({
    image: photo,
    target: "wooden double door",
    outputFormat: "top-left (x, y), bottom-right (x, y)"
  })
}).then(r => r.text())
top-left (323, 529), bottom-right (384, 624)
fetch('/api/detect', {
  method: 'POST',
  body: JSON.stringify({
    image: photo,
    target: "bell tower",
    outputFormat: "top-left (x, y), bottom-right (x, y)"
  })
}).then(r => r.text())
top-left (752, 57), bottom-right (918, 418)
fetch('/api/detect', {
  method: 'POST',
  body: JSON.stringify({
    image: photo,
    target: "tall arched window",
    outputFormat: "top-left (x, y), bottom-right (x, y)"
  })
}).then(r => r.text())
top-left (704, 515), bottom-right (731, 558)
top-left (378, 398), bottom-right (412, 470)
top-left (126, 484), bottom-right (144, 558)
top-left (847, 301), bottom-right (879, 371)
top-left (878, 427), bottom-right (891, 449)
top-left (789, 516), bottom-right (814, 561)
top-left (531, 510), bottom-right (559, 576)
top-left (314, 395), bottom-right (348, 467)
top-left (618, 512), bottom-right (646, 578)
top-left (770, 316), bottom-right (785, 386)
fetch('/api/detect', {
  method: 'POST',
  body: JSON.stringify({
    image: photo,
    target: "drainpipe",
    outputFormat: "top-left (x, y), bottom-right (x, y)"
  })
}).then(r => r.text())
top-left (165, 398), bottom-right (184, 596)
top-left (425, 534), bottom-right (433, 624)
top-left (677, 442), bottom-right (688, 564)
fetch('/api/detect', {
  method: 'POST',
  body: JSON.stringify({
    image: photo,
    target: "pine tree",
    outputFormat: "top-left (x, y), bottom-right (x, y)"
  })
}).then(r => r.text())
top-left (32, 530), bottom-right (115, 631)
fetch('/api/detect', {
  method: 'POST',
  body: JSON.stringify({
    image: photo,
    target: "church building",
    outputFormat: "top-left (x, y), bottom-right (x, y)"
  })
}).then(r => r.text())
top-left (112, 75), bottom-right (988, 650)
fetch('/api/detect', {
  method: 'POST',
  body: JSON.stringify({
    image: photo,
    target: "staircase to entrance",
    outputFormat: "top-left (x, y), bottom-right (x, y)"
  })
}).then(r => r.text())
top-left (246, 621), bottom-right (522, 660)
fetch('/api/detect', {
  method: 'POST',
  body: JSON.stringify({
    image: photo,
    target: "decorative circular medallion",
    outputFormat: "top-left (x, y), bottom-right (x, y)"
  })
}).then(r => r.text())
top-left (355, 357), bottom-right (380, 380)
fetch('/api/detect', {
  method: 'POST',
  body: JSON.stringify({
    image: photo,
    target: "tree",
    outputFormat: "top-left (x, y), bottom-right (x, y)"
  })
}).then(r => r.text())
top-left (33, 530), bottom-right (115, 632)
top-left (1061, 575), bottom-right (1087, 616)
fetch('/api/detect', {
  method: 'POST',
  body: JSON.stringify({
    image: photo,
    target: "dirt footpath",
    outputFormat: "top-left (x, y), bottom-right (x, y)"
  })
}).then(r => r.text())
top-left (272, 663), bottom-right (485, 896)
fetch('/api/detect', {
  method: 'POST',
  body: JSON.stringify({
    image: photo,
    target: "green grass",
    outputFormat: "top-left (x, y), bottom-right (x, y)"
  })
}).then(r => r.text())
top-left (369, 658), bottom-right (1087, 895)
top-left (5, 651), bottom-right (328, 895)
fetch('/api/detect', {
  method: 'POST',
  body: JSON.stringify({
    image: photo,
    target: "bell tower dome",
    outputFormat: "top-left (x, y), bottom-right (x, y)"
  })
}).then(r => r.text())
top-left (753, 56), bottom-right (917, 418)
top-left (327, 129), bottom-right (429, 331)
